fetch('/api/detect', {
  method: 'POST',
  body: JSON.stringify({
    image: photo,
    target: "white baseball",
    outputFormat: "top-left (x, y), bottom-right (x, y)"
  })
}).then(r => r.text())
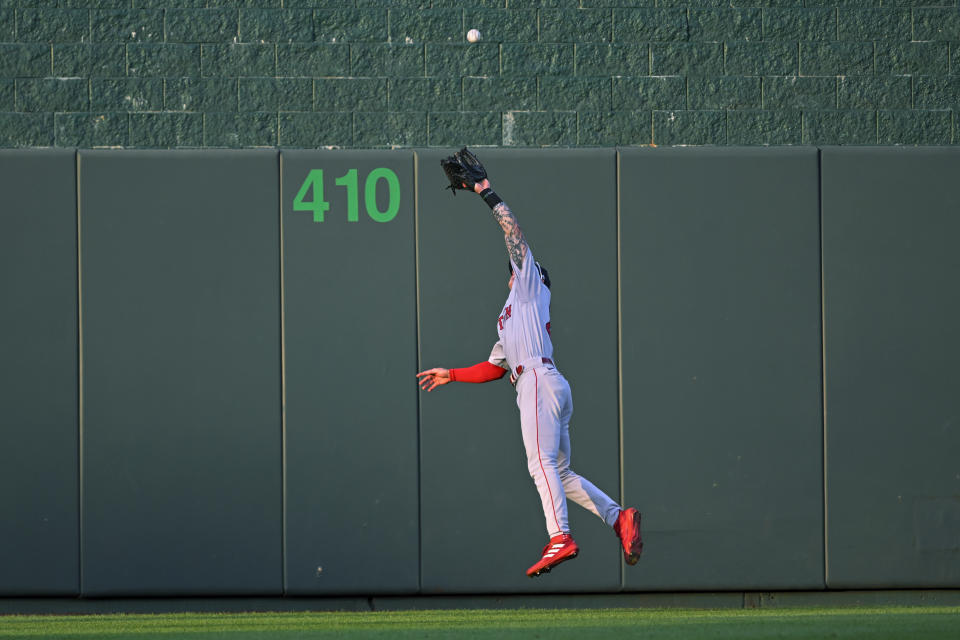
top-left (467, 28), bottom-right (481, 43)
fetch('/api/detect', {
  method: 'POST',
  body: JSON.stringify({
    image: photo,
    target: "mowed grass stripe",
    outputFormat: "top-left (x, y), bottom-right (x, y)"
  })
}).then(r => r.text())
top-left (1, 607), bottom-right (958, 639)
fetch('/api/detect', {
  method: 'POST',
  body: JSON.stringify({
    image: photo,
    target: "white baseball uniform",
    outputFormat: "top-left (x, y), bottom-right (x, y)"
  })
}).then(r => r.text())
top-left (488, 242), bottom-right (621, 538)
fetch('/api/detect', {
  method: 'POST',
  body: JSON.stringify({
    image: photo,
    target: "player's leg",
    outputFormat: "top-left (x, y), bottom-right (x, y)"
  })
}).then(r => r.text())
top-left (518, 369), bottom-right (579, 577)
top-left (553, 377), bottom-right (621, 526)
top-left (554, 373), bottom-right (644, 565)
top-left (557, 426), bottom-right (621, 527)
top-left (518, 369), bottom-right (569, 537)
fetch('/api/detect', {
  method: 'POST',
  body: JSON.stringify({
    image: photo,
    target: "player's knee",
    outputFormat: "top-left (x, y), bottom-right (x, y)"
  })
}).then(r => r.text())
top-left (528, 456), bottom-right (559, 477)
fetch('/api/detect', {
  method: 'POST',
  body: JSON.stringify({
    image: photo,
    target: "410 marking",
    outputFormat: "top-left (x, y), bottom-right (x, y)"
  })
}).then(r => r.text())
top-left (293, 168), bottom-right (400, 223)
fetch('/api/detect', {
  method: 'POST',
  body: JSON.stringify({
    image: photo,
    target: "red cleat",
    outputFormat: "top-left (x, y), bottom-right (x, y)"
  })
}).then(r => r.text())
top-left (526, 534), bottom-right (579, 578)
top-left (614, 507), bottom-right (643, 565)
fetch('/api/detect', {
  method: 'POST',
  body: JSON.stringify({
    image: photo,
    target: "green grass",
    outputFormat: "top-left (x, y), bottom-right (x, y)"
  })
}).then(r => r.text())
top-left (1, 607), bottom-right (958, 639)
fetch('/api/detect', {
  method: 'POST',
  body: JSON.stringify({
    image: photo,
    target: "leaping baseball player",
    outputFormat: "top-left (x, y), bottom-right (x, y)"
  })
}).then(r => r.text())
top-left (417, 148), bottom-right (643, 578)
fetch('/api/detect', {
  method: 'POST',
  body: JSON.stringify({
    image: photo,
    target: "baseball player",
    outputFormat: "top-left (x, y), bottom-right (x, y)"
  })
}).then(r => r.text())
top-left (417, 149), bottom-right (643, 578)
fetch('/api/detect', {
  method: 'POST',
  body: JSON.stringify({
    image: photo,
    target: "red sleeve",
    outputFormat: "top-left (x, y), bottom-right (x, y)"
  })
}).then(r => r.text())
top-left (449, 361), bottom-right (508, 383)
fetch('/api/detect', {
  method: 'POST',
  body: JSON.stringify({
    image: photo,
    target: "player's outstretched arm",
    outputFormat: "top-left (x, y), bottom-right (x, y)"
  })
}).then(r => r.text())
top-left (417, 362), bottom-right (507, 391)
top-left (474, 179), bottom-right (527, 270)
top-left (417, 368), bottom-right (450, 392)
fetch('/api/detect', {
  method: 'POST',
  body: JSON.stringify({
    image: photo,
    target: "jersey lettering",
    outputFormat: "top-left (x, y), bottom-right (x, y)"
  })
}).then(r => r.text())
top-left (498, 304), bottom-right (512, 330)
top-left (546, 321), bottom-right (551, 336)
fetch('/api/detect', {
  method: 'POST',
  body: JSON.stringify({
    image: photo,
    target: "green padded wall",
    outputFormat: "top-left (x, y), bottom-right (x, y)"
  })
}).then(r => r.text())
top-left (79, 151), bottom-right (282, 596)
top-left (822, 147), bottom-right (960, 588)
top-left (0, 150), bottom-right (79, 595)
top-left (417, 149), bottom-right (621, 593)
top-left (4, 146), bottom-right (959, 600)
top-left (620, 148), bottom-right (824, 591)
top-left (281, 150), bottom-right (419, 595)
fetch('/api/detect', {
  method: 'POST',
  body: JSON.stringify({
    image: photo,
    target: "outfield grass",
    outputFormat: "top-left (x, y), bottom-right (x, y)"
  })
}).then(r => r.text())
top-left (1, 607), bottom-right (958, 639)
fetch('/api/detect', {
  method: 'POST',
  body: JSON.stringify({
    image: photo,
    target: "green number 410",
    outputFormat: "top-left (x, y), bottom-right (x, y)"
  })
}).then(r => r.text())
top-left (293, 168), bottom-right (400, 223)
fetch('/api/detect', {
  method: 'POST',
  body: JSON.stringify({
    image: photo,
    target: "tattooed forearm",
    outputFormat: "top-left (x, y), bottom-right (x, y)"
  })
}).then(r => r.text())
top-left (491, 201), bottom-right (526, 269)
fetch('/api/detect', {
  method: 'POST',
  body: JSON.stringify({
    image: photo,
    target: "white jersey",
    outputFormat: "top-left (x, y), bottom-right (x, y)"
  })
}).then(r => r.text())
top-left (488, 244), bottom-right (553, 375)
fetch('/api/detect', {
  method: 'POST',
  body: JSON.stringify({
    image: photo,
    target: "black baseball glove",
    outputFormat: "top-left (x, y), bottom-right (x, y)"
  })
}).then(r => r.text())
top-left (440, 147), bottom-right (488, 194)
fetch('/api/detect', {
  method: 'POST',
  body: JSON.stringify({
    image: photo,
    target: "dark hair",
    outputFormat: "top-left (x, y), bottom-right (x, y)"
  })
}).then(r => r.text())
top-left (508, 260), bottom-right (551, 289)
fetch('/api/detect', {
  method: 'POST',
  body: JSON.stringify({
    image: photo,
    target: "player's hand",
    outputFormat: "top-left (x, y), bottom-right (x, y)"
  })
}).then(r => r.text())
top-left (416, 368), bottom-right (451, 392)
top-left (473, 178), bottom-right (490, 194)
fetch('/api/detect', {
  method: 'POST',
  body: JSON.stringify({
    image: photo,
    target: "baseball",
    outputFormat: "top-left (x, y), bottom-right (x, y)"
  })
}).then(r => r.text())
top-left (466, 28), bottom-right (481, 43)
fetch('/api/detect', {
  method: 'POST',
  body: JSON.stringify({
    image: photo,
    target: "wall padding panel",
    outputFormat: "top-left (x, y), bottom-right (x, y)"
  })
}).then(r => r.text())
top-left (620, 148), bottom-right (824, 591)
top-left (417, 149), bottom-right (621, 593)
top-left (822, 147), bottom-right (960, 588)
top-left (281, 150), bottom-right (419, 594)
top-left (80, 150), bottom-right (282, 596)
top-left (0, 150), bottom-right (79, 595)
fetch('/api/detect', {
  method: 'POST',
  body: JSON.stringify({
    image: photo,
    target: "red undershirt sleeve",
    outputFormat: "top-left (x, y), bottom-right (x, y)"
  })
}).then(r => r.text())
top-left (449, 361), bottom-right (508, 383)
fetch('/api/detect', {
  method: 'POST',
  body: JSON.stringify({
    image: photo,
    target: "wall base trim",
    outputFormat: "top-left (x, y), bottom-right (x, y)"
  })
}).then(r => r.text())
top-left (2, 590), bottom-right (959, 616)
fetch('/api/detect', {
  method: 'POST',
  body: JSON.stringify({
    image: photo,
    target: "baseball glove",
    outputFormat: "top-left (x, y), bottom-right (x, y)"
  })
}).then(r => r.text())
top-left (440, 147), bottom-right (488, 194)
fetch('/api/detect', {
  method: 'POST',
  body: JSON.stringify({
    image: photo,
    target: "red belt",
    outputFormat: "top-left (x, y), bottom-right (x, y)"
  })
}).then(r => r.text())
top-left (515, 357), bottom-right (553, 376)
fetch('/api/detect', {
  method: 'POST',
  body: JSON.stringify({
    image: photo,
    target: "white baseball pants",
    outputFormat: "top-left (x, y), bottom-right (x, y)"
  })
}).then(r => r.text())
top-left (515, 363), bottom-right (621, 538)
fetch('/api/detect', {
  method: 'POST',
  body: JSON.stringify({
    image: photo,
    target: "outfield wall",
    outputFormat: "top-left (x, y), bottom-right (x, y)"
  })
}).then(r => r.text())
top-left (1, 147), bottom-right (958, 598)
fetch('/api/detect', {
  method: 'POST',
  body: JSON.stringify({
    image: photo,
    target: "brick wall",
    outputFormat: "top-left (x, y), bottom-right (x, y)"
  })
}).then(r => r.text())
top-left (1, 1), bottom-right (958, 148)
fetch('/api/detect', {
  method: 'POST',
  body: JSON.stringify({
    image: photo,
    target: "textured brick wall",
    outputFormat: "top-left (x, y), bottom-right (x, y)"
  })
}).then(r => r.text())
top-left (1, 1), bottom-right (958, 148)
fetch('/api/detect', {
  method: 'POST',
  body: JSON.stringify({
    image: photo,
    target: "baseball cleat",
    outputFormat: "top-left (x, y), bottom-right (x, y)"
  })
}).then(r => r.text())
top-left (614, 507), bottom-right (643, 565)
top-left (526, 533), bottom-right (579, 578)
